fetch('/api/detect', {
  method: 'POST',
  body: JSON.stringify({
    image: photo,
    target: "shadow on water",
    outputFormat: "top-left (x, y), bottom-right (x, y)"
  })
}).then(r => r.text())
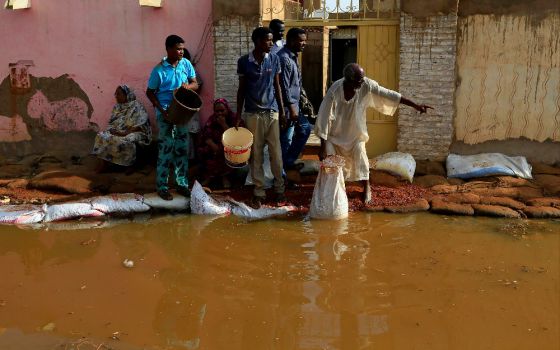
top-left (0, 213), bottom-right (558, 350)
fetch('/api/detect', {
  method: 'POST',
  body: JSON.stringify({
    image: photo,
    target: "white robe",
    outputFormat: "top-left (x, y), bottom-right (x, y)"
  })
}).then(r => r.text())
top-left (314, 77), bottom-right (401, 181)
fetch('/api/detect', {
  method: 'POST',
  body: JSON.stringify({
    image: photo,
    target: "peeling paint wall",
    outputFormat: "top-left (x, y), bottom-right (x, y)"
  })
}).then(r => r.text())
top-left (0, 0), bottom-right (214, 158)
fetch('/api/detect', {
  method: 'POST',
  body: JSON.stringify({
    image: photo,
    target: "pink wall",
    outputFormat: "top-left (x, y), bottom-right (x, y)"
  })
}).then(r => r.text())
top-left (0, 0), bottom-right (214, 140)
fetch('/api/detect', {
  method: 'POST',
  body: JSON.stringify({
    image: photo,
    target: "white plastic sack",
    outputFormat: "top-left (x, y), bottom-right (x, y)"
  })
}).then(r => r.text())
top-left (190, 181), bottom-right (231, 215)
top-left (228, 199), bottom-right (296, 220)
top-left (309, 155), bottom-right (349, 220)
top-left (370, 152), bottom-right (416, 182)
top-left (245, 145), bottom-right (274, 189)
top-left (44, 202), bottom-right (104, 222)
top-left (143, 192), bottom-right (190, 211)
top-left (0, 204), bottom-right (47, 224)
top-left (90, 193), bottom-right (150, 214)
top-left (446, 153), bottom-right (533, 179)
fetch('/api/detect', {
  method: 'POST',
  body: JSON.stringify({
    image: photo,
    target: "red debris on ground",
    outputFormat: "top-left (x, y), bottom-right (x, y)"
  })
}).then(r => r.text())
top-left (368, 184), bottom-right (428, 207)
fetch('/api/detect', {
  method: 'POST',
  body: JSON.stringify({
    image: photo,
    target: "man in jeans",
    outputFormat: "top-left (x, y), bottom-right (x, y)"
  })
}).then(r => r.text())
top-left (236, 27), bottom-right (286, 209)
top-left (277, 28), bottom-right (311, 175)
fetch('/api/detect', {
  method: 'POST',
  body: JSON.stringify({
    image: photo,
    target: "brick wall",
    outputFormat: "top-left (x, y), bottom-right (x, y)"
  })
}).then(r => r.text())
top-left (213, 15), bottom-right (259, 112)
top-left (397, 13), bottom-right (458, 161)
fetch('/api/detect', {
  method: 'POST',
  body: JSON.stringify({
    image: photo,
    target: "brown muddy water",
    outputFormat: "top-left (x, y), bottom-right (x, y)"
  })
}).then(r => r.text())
top-left (0, 213), bottom-right (558, 350)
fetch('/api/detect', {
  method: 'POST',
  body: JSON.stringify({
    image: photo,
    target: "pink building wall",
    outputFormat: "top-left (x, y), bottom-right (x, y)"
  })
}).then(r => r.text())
top-left (0, 0), bottom-right (214, 153)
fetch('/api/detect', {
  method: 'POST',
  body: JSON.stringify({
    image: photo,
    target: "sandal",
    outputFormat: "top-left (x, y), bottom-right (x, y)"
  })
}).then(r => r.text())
top-left (177, 186), bottom-right (191, 197)
top-left (275, 192), bottom-right (287, 204)
top-left (249, 195), bottom-right (265, 209)
top-left (157, 189), bottom-right (173, 201)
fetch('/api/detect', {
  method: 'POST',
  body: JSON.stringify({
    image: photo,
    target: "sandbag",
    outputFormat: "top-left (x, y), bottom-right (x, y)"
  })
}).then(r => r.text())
top-left (143, 192), bottom-right (190, 211)
top-left (309, 155), bottom-right (348, 220)
top-left (44, 202), bottom-right (104, 222)
top-left (446, 153), bottom-right (532, 179)
top-left (228, 199), bottom-right (296, 220)
top-left (0, 204), bottom-right (46, 224)
top-left (370, 152), bottom-right (416, 183)
top-left (190, 181), bottom-right (231, 215)
top-left (90, 193), bottom-right (150, 214)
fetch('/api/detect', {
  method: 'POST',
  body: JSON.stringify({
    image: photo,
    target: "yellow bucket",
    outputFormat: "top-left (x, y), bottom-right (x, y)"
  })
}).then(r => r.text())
top-left (222, 127), bottom-right (253, 168)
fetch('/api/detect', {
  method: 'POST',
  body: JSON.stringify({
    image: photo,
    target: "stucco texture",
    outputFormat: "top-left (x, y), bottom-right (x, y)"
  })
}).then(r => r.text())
top-left (0, 0), bottom-right (214, 156)
top-left (455, 12), bottom-right (560, 144)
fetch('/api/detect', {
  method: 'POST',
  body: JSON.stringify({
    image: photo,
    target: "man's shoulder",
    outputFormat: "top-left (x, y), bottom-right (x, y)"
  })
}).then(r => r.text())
top-left (238, 53), bottom-right (250, 63)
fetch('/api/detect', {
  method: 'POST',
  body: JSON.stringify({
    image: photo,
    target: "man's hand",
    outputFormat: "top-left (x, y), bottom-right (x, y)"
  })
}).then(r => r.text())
top-left (279, 114), bottom-right (288, 130)
top-left (289, 104), bottom-right (298, 122)
top-left (415, 104), bottom-right (433, 114)
top-left (319, 142), bottom-right (327, 161)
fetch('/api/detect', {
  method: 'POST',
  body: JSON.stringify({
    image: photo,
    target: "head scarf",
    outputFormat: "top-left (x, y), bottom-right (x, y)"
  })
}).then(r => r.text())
top-left (210, 98), bottom-right (235, 126)
top-left (119, 84), bottom-right (136, 103)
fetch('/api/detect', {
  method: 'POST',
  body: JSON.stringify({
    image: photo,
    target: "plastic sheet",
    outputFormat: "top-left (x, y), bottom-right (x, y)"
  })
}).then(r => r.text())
top-left (447, 153), bottom-right (533, 179)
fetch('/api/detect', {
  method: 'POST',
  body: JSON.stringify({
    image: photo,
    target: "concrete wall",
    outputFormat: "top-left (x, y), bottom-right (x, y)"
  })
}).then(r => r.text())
top-left (397, 3), bottom-right (458, 161)
top-left (453, 0), bottom-right (560, 163)
top-left (398, 0), bottom-right (560, 164)
top-left (0, 0), bottom-right (214, 159)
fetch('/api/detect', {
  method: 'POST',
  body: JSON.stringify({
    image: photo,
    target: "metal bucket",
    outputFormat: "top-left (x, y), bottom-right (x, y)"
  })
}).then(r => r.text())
top-left (165, 87), bottom-right (202, 125)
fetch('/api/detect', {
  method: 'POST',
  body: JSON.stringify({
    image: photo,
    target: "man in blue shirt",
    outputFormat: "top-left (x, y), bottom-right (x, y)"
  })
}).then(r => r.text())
top-left (269, 19), bottom-right (285, 55)
top-left (277, 28), bottom-right (311, 174)
top-left (236, 27), bottom-right (286, 209)
top-left (146, 34), bottom-right (198, 200)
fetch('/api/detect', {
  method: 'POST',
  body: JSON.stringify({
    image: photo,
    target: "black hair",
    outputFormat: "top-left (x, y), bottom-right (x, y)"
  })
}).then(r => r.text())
top-left (251, 27), bottom-right (273, 44)
top-left (269, 19), bottom-right (284, 32)
top-left (165, 34), bottom-right (184, 49)
top-left (286, 27), bottom-right (306, 42)
top-left (183, 48), bottom-right (192, 61)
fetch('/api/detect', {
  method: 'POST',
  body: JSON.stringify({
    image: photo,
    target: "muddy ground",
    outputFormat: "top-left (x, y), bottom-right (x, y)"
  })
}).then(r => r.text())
top-left (0, 153), bottom-right (559, 219)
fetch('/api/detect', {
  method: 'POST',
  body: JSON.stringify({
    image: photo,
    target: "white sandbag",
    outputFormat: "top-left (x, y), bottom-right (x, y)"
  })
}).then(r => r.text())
top-left (309, 155), bottom-right (349, 220)
top-left (90, 193), bottom-right (150, 214)
top-left (299, 159), bottom-right (321, 175)
top-left (190, 181), bottom-right (231, 215)
top-left (143, 192), bottom-right (190, 211)
top-left (0, 204), bottom-right (47, 224)
top-left (447, 153), bottom-right (533, 179)
top-left (245, 145), bottom-right (274, 189)
top-left (370, 152), bottom-right (416, 182)
top-left (228, 199), bottom-right (296, 220)
top-left (44, 202), bottom-right (104, 222)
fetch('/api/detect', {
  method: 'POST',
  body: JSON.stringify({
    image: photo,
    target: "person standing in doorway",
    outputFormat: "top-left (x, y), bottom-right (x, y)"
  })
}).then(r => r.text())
top-left (315, 63), bottom-right (432, 203)
top-left (277, 27), bottom-right (311, 174)
top-left (146, 34), bottom-right (198, 200)
top-left (269, 19), bottom-right (285, 55)
top-left (236, 27), bottom-right (286, 209)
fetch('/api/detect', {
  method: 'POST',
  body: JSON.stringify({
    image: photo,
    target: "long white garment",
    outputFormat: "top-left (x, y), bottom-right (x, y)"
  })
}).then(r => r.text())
top-left (314, 77), bottom-right (401, 181)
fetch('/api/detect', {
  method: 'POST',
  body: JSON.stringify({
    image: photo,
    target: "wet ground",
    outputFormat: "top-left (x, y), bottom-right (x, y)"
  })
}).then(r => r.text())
top-left (0, 212), bottom-right (558, 350)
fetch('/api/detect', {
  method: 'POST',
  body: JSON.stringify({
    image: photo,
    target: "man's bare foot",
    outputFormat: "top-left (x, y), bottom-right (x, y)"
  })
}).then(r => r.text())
top-left (362, 180), bottom-right (372, 204)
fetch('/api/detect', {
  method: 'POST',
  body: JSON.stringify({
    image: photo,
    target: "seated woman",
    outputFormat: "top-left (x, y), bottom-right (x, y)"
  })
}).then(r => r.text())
top-left (92, 85), bottom-right (151, 172)
top-left (197, 98), bottom-right (242, 188)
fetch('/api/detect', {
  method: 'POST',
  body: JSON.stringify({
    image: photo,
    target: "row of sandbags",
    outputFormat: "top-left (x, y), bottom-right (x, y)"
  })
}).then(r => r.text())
top-left (0, 181), bottom-right (296, 225)
top-left (369, 152), bottom-right (533, 181)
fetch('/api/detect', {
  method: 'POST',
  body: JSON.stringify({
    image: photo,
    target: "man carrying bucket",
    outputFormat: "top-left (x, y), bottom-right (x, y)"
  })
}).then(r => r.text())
top-left (146, 34), bottom-right (198, 201)
top-left (236, 27), bottom-right (286, 209)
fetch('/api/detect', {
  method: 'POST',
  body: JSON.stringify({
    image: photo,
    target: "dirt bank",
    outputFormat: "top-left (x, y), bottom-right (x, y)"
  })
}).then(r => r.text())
top-left (0, 155), bottom-right (559, 219)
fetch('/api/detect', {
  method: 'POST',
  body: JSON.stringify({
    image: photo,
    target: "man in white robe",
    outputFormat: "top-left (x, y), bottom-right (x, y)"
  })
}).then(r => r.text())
top-left (315, 63), bottom-right (432, 203)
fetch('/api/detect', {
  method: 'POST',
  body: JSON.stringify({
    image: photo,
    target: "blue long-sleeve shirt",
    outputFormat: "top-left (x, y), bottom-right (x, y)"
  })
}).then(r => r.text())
top-left (277, 47), bottom-right (301, 117)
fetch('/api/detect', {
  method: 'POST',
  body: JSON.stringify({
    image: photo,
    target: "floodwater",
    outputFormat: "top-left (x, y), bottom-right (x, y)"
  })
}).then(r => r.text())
top-left (0, 213), bottom-right (558, 350)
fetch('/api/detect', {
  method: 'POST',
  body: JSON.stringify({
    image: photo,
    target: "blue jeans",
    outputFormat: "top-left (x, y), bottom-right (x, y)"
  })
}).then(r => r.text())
top-left (280, 113), bottom-right (311, 168)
